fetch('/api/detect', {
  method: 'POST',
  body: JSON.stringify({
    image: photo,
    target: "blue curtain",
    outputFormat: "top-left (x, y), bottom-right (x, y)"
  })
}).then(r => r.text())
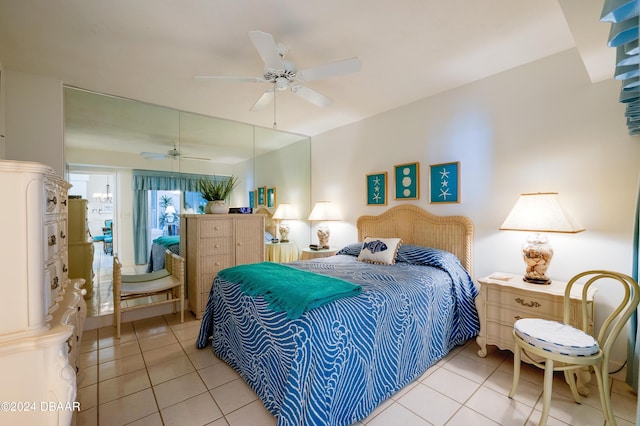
top-left (131, 170), bottom-right (224, 264)
top-left (600, 0), bottom-right (640, 135)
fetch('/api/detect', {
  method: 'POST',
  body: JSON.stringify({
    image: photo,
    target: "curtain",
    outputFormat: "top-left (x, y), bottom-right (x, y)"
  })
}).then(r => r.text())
top-left (131, 170), bottom-right (227, 264)
top-left (600, 0), bottom-right (640, 135)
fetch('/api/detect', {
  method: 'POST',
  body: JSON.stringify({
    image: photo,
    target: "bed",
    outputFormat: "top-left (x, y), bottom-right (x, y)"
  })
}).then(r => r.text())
top-left (146, 235), bottom-right (180, 272)
top-left (196, 205), bottom-right (479, 426)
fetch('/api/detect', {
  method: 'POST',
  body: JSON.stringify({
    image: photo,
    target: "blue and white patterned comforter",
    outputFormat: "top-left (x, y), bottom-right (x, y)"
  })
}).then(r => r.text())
top-left (197, 246), bottom-right (480, 426)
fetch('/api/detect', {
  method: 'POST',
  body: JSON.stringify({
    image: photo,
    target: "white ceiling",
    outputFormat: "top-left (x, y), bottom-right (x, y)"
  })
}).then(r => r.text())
top-left (0, 0), bottom-right (613, 137)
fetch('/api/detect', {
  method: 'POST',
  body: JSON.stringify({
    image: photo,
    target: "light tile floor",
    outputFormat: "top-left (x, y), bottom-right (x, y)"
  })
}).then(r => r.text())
top-left (75, 312), bottom-right (638, 426)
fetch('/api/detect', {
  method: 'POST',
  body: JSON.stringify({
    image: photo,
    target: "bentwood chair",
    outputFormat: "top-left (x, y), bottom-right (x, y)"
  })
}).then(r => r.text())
top-left (509, 270), bottom-right (639, 426)
top-left (113, 249), bottom-right (184, 338)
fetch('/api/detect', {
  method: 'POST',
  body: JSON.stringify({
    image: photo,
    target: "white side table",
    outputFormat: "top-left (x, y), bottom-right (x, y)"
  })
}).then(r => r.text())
top-left (301, 247), bottom-right (338, 260)
top-left (265, 242), bottom-right (299, 262)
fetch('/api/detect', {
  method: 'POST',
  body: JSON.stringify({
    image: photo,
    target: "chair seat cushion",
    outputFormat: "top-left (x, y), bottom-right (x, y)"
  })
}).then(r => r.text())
top-left (122, 269), bottom-right (170, 283)
top-left (514, 318), bottom-right (599, 356)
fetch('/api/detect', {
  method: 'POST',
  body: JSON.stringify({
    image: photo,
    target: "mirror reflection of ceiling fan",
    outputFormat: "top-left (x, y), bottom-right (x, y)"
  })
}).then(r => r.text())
top-left (196, 30), bottom-right (362, 110)
top-left (140, 144), bottom-right (211, 161)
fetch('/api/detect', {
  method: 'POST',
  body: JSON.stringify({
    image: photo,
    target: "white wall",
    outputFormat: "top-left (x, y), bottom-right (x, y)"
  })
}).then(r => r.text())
top-left (311, 48), bottom-right (640, 367)
top-left (4, 70), bottom-right (64, 175)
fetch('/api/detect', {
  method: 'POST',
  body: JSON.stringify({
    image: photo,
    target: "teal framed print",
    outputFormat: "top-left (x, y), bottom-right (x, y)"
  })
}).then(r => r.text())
top-left (429, 162), bottom-right (460, 203)
top-left (366, 172), bottom-right (387, 205)
top-left (249, 191), bottom-right (255, 208)
top-left (257, 186), bottom-right (266, 205)
top-left (394, 162), bottom-right (419, 200)
top-left (267, 187), bottom-right (276, 208)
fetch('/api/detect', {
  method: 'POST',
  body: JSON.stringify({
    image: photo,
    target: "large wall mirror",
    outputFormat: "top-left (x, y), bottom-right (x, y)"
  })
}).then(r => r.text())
top-left (63, 87), bottom-right (311, 318)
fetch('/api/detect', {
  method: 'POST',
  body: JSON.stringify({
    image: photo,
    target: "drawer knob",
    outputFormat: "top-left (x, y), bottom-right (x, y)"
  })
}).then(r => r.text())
top-left (51, 276), bottom-right (59, 290)
top-left (515, 297), bottom-right (541, 308)
top-left (48, 235), bottom-right (57, 246)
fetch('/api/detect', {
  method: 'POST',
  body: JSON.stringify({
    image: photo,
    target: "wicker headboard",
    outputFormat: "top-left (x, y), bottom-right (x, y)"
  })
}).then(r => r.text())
top-left (356, 205), bottom-right (474, 274)
top-left (255, 207), bottom-right (277, 237)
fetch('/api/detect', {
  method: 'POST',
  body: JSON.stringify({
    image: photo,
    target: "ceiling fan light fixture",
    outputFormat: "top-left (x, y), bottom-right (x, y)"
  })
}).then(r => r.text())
top-left (275, 77), bottom-right (289, 90)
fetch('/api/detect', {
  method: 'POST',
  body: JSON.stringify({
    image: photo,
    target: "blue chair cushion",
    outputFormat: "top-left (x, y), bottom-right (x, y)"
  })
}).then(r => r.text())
top-left (514, 318), bottom-right (599, 356)
top-left (104, 236), bottom-right (113, 243)
top-left (93, 236), bottom-right (106, 242)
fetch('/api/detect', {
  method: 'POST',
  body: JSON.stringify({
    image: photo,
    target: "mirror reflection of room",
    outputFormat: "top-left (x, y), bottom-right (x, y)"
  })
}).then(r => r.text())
top-left (64, 87), bottom-right (311, 322)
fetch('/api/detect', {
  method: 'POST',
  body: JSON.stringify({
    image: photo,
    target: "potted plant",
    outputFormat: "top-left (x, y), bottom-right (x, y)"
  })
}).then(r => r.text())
top-left (198, 175), bottom-right (238, 214)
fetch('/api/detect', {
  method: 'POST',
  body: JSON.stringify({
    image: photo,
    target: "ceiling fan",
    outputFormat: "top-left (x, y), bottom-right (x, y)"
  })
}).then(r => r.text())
top-left (140, 144), bottom-right (211, 161)
top-left (196, 30), bottom-right (362, 110)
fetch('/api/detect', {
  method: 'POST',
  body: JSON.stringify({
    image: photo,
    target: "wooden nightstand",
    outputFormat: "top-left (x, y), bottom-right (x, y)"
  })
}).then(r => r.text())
top-left (301, 247), bottom-right (338, 260)
top-left (476, 272), bottom-right (597, 393)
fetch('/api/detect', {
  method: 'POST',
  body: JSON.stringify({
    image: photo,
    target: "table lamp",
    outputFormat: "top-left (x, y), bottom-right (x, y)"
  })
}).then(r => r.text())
top-left (499, 192), bottom-right (584, 284)
top-left (272, 203), bottom-right (297, 242)
top-left (308, 201), bottom-right (341, 249)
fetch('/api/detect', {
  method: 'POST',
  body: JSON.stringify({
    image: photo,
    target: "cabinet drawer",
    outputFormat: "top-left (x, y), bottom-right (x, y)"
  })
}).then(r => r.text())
top-left (200, 254), bottom-right (233, 274)
top-left (200, 220), bottom-right (233, 238)
top-left (200, 237), bottom-right (233, 256)
top-left (486, 287), bottom-right (567, 318)
top-left (200, 274), bottom-right (217, 297)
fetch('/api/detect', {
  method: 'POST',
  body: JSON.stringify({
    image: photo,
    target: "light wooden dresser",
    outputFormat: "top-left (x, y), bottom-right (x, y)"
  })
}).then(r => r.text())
top-left (181, 214), bottom-right (264, 319)
top-left (0, 160), bottom-right (86, 425)
top-left (476, 273), bottom-right (596, 358)
top-left (68, 198), bottom-right (95, 299)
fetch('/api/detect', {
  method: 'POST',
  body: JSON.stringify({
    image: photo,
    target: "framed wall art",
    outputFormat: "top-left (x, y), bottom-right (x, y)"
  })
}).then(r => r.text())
top-left (257, 186), bottom-right (266, 206)
top-left (267, 187), bottom-right (276, 208)
top-left (366, 172), bottom-right (387, 205)
top-left (249, 191), bottom-right (255, 209)
top-left (429, 161), bottom-right (460, 203)
top-left (394, 162), bottom-right (419, 200)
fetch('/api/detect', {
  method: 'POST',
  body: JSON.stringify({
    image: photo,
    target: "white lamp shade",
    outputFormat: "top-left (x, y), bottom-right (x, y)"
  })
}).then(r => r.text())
top-left (499, 192), bottom-right (584, 233)
top-left (165, 205), bottom-right (176, 214)
top-left (273, 203), bottom-right (298, 220)
top-left (308, 201), bottom-right (341, 221)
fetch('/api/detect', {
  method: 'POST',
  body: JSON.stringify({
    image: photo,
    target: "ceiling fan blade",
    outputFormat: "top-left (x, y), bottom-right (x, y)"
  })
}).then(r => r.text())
top-left (181, 155), bottom-right (212, 161)
top-left (291, 85), bottom-right (333, 108)
top-left (140, 152), bottom-right (169, 160)
top-left (195, 76), bottom-right (267, 83)
top-left (250, 89), bottom-right (275, 111)
top-left (298, 57), bottom-right (362, 82)
top-left (249, 31), bottom-right (285, 70)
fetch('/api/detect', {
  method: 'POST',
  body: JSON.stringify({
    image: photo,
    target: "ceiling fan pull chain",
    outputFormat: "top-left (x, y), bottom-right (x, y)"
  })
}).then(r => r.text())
top-left (273, 83), bottom-right (278, 128)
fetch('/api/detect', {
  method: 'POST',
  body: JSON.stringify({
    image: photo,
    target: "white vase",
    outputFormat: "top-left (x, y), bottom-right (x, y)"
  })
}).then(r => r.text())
top-left (206, 200), bottom-right (229, 214)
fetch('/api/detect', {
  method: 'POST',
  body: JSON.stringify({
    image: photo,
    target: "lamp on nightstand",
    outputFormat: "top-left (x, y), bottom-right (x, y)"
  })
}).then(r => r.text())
top-left (500, 192), bottom-right (584, 284)
top-left (308, 201), bottom-right (341, 249)
top-left (272, 203), bottom-right (298, 242)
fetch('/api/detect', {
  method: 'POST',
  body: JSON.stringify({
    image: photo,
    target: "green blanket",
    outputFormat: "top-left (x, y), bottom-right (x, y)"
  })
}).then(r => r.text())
top-left (152, 235), bottom-right (180, 248)
top-left (218, 262), bottom-right (362, 319)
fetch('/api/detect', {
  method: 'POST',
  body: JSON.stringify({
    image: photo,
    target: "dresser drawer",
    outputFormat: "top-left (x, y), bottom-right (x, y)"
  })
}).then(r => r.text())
top-left (200, 219), bottom-right (233, 238)
top-left (485, 287), bottom-right (576, 322)
top-left (200, 237), bottom-right (233, 256)
top-left (200, 254), bottom-right (233, 274)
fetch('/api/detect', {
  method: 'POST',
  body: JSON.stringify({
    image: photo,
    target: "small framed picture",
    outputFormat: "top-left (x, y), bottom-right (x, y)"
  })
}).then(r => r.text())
top-left (429, 162), bottom-right (460, 203)
top-left (366, 172), bottom-right (387, 205)
top-left (257, 186), bottom-right (266, 205)
top-left (249, 191), bottom-right (256, 208)
top-left (394, 162), bottom-right (420, 200)
top-left (267, 187), bottom-right (276, 208)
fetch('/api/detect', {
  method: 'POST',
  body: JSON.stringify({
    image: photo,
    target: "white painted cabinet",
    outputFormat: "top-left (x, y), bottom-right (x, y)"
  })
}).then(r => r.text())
top-left (0, 160), bottom-right (85, 425)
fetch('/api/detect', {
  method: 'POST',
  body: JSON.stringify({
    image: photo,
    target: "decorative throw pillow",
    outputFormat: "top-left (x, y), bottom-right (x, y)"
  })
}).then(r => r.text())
top-left (357, 237), bottom-right (401, 265)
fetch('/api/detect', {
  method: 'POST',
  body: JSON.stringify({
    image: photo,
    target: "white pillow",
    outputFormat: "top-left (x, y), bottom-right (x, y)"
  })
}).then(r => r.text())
top-left (357, 237), bottom-right (401, 265)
